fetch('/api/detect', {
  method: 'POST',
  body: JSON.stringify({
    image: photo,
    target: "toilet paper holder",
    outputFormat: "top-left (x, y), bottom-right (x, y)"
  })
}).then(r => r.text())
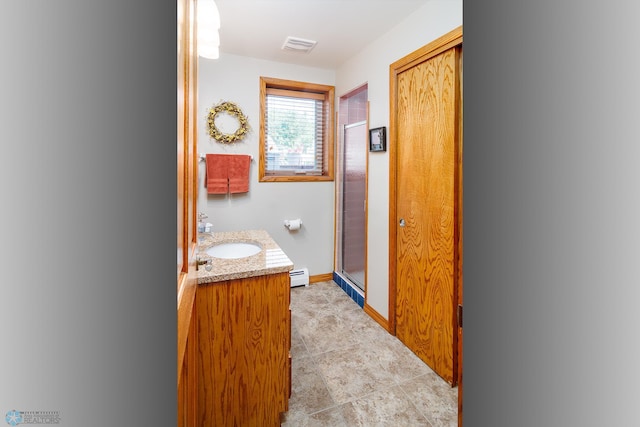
top-left (284, 219), bottom-right (302, 231)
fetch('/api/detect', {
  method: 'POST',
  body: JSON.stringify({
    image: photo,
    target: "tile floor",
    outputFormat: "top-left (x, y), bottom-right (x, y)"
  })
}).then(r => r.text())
top-left (281, 280), bottom-right (458, 426)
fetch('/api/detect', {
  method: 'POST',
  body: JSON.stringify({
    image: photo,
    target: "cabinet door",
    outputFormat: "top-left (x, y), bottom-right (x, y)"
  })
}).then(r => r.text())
top-left (197, 272), bottom-right (290, 426)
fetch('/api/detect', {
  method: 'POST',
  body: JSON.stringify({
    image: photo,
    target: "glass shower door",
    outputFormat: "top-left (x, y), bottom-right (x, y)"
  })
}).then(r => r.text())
top-left (341, 121), bottom-right (367, 290)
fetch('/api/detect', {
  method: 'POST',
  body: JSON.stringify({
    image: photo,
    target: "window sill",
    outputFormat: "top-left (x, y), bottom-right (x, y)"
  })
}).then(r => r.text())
top-left (259, 174), bottom-right (334, 183)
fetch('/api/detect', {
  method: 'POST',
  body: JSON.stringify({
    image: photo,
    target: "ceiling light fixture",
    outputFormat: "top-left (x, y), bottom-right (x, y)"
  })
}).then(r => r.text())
top-left (198, 0), bottom-right (221, 59)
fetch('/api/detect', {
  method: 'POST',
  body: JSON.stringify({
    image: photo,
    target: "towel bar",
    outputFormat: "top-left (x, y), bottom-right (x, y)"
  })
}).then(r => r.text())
top-left (199, 153), bottom-right (253, 162)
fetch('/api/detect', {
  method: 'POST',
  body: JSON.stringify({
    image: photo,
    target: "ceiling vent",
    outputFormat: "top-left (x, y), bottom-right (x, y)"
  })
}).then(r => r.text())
top-left (281, 36), bottom-right (317, 53)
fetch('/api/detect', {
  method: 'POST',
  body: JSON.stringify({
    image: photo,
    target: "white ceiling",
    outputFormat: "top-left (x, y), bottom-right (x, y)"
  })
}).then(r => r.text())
top-left (214, 0), bottom-right (430, 69)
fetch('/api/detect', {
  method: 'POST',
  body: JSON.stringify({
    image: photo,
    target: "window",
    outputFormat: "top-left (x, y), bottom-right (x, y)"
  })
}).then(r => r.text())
top-left (259, 77), bottom-right (335, 182)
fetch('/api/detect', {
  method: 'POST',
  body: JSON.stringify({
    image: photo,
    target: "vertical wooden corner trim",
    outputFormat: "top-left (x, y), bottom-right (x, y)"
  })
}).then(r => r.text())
top-left (258, 77), bottom-right (268, 181)
top-left (388, 63), bottom-right (399, 335)
top-left (326, 86), bottom-right (336, 181)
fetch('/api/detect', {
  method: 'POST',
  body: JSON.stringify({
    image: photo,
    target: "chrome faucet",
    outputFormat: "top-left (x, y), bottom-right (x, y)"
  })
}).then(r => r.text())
top-left (195, 257), bottom-right (208, 271)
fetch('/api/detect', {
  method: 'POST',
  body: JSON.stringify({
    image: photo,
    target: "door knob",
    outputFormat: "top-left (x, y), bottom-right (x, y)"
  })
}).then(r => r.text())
top-left (399, 218), bottom-right (405, 227)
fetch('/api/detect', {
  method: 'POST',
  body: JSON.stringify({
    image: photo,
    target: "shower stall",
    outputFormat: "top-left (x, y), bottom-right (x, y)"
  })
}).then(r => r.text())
top-left (336, 85), bottom-right (368, 292)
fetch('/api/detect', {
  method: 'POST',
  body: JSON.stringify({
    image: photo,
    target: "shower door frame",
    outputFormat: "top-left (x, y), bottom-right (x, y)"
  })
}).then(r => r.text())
top-left (338, 119), bottom-right (368, 291)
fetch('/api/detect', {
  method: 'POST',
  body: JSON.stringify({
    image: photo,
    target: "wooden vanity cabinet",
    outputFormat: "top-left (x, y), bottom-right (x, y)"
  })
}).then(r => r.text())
top-left (196, 271), bottom-right (291, 426)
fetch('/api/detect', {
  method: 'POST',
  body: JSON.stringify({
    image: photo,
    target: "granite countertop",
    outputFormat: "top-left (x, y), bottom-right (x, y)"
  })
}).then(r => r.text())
top-left (194, 229), bottom-right (293, 284)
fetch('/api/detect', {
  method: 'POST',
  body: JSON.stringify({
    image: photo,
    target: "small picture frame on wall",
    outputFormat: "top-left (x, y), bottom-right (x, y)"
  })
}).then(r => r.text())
top-left (369, 126), bottom-right (386, 152)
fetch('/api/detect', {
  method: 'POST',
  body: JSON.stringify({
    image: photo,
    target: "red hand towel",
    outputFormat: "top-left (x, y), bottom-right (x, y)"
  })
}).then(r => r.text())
top-left (228, 155), bottom-right (251, 193)
top-left (205, 154), bottom-right (229, 194)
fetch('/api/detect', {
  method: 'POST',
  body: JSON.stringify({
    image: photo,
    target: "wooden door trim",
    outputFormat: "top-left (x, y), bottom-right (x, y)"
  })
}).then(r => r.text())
top-left (456, 46), bottom-right (464, 425)
top-left (388, 25), bottom-right (462, 334)
top-left (177, 0), bottom-right (199, 423)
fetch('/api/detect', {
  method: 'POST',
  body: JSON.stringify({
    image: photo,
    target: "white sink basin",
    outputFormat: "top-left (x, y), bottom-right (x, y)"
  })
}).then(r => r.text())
top-left (206, 242), bottom-right (262, 259)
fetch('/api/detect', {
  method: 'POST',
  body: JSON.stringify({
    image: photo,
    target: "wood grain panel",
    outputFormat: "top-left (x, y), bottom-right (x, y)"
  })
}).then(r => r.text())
top-left (196, 278), bottom-right (232, 425)
top-left (197, 273), bottom-right (290, 426)
top-left (395, 47), bottom-right (458, 385)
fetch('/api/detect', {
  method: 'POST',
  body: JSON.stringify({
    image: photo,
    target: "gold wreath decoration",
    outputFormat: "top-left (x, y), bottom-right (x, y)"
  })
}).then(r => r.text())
top-left (206, 101), bottom-right (250, 144)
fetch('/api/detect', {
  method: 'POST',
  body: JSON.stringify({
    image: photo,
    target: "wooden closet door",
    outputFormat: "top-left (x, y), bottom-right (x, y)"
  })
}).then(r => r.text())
top-left (394, 44), bottom-right (461, 386)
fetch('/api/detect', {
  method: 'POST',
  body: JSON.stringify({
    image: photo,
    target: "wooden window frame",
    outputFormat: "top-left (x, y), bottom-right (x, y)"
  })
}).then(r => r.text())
top-left (259, 76), bottom-right (335, 182)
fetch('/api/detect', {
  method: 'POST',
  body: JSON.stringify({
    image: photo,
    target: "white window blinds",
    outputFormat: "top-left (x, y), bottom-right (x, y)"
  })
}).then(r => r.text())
top-left (264, 88), bottom-right (326, 175)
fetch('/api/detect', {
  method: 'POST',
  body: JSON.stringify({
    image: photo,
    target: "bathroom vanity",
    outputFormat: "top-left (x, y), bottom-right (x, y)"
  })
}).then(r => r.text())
top-left (194, 230), bottom-right (293, 426)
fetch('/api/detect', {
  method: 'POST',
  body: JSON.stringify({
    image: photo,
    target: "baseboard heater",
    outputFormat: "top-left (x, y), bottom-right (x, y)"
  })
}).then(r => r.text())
top-left (290, 268), bottom-right (309, 288)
